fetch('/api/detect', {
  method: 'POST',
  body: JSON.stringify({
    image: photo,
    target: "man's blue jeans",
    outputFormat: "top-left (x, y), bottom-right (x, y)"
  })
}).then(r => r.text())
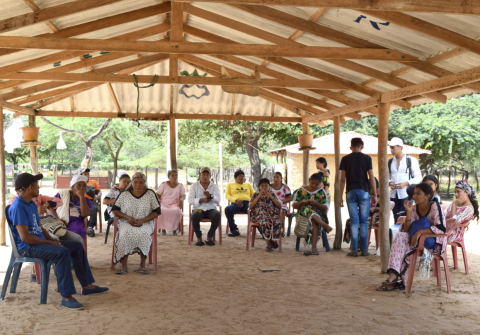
top-left (19, 241), bottom-right (95, 297)
top-left (391, 194), bottom-right (408, 224)
top-left (346, 189), bottom-right (371, 252)
top-left (225, 201), bottom-right (249, 233)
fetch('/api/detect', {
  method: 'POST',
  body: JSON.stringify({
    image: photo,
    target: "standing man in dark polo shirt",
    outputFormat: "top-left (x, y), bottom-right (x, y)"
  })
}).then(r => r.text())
top-left (339, 137), bottom-right (377, 257)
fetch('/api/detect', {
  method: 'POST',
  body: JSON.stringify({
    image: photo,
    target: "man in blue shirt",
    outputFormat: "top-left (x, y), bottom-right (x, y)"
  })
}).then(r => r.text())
top-left (8, 173), bottom-right (108, 310)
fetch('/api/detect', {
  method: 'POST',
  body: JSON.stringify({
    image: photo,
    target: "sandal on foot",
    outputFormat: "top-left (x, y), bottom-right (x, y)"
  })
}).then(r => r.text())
top-left (376, 283), bottom-right (399, 291)
top-left (303, 249), bottom-right (319, 256)
top-left (138, 268), bottom-right (150, 275)
top-left (196, 241), bottom-right (205, 246)
top-left (205, 240), bottom-right (215, 246)
top-left (266, 247), bottom-right (273, 252)
top-left (115, 269), bottom-right (128, 275)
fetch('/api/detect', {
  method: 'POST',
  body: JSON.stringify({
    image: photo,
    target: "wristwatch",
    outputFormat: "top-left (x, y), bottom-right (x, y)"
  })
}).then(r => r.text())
top-left (209, 194), bottom-right (214, 200)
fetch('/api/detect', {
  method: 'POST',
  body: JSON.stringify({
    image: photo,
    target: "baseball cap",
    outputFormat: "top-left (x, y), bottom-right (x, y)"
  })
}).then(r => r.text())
top-left (389, 137), bottom-right (403, 147)
top-left (200, 167), bottom-right (211, 174)
top-left (70, 175), bottom-right (88, 187)
top-left (79, 167), bottom-right (90, 174)
top-left (15, 173), bottom-right (43, 191)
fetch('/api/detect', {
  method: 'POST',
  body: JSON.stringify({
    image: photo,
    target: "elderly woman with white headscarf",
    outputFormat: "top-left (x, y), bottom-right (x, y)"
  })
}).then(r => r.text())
top-left (156, 169), bottom-right (185, 236)
top-left (112, 172), bottom-right (161, 275)
top-left (53, 174), bottom-right (93, 243)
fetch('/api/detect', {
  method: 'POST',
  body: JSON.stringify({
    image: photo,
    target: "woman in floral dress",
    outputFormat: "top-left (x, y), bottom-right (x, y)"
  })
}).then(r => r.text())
top-left (445, 180), bottom-right (479, 244)
top-left (250, 178), bottom-right (282, 252)
top-left (293, 173), bottom-right (332, 256)
top-left (377, 183), bottom-right (446, 291)
top-left (270, 172), bottom-right (292, 230)
top-left (316, 157), bottom-right (331, 207)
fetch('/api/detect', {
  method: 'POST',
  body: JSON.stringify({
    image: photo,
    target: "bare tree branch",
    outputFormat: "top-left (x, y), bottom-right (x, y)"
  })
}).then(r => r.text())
top-left (39, 116), bottom-right (87, 143)
top-left (88, 118), bottom-right (112, 143)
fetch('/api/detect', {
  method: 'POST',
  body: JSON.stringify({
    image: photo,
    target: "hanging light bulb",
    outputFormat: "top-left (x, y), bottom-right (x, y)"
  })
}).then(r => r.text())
top-left (56, 131), bottom-right (67, 150)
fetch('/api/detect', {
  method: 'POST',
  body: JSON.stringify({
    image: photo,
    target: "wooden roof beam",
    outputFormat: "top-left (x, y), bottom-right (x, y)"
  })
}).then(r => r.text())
top-left (175, 0), bottom-right (480, 15)
top-left (182, 25), bottom-right (410, 110)
top-left (363, 10), bottom-right (480, 57)
top-left (35, 111), bottom-right (303, 123)
top-left (0, 36), bottom-right (416, 61)
top-left (0, 72), bottom-right (347, 89)
top-left (106, 83), bottom-right (122, 114)
top-left (303, 96), bottom-right (380, 123)
top-left (0, 100), bottom-right (35, 116)
top-left (231, 4), bottom-right (480, 94)
top-left (0, 3), bottom-right (171, 58)
top-left (23, 0), bottom-right (59, 33)
top-left (0, 0), bottom-right (124, 34)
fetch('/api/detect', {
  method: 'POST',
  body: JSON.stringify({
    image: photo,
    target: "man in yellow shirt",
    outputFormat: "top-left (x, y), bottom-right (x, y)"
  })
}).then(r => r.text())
top-left (225, 170), bottom-right (254, 237)
top-left (80, 168), bottom-right (101, 238)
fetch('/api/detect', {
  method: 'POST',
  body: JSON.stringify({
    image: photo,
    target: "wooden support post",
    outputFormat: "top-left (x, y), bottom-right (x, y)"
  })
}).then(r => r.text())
top-left (53, 165), bottom-right (57, 188)
top-left (219, 142), bottom-right (223, 200)
top-left (28, 115), bottom-right (39, 175)
top-left (333, 116), bottom-right (343, 249)
top-left (169, 116), bottom-right (177, 170)
top-left (270, 103), bottom-right (275, 128)
top-left (0, 106), bottom-right (5, 245)
top-left (378, 102), bottom-right (391, 272)
top-left (185, 167), bottom-right (188, 191)
top-left (155, 167), bottom-right (158, 190)
top-left (302, 121), bottom-right (309, 186)
top-left (145, 166), bottom-right (148, 185)
top-left (69, 164), bottom-right (72, 181)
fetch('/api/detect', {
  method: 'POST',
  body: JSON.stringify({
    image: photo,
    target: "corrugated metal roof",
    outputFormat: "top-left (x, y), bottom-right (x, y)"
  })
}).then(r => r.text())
top-left (0, 0), bottom-right (478, 120)
top-left (269, 131), bottom-right (432, 155)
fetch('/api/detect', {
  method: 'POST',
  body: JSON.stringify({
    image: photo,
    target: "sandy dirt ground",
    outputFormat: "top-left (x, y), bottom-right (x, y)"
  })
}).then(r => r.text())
top-left (1, 188), bottom-right (480, 335)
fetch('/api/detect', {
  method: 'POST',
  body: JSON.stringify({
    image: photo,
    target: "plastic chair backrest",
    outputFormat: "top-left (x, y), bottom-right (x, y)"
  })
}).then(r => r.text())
top-left (5, 205), bottom-right (21, 259)
top-left (446, 218), bottom-right (459, 234)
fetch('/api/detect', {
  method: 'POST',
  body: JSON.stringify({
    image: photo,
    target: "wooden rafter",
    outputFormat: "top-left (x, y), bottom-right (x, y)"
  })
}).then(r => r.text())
top-left (169, 2), bottom-right (184, 84)
top-left (23, 0), bottom-right (59, 33)
top-left (363, 10), bottom-right (480, 57)
top-left (0, 72), bottom-right (347, 89)
top-left (0, 99), bottom-right (35, 116)
top-left (230, 4), bottom-right (480, 94)
top-left (182, 25), bottom-right (408, 110)
top-left (35, 110), bottom-right (303, 122)
top-left (106, 84), bottom-right (122, 114)
top-left (0, 3), bottom-right (171, 59)
top-left (0, 36), bottom-right (416, 61)
top-left (0, 0), bottom-right (124, 34)
top-left (2, 54), bottom-right (170, 104)
top-left (174, 0), bottom-right (480, 15)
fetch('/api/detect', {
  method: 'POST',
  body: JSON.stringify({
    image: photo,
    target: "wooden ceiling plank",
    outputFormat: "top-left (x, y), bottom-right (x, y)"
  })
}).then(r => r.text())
top-left (303, 96), bottom-right (380, 122)
top-left (175, 0), bottom-right (480, 15)
top-left (0, 0), bottom-right (125, 34)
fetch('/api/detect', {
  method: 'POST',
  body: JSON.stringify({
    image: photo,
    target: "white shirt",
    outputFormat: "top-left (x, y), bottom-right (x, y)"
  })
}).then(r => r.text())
top-left (389, 154), bottom-right (422, 199)
top-left (188, 181), bottom-right (221, 211)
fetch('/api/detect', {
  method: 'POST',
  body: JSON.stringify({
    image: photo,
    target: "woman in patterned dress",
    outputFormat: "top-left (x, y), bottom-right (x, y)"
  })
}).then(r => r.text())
top-left (445, 180), bottom-right (479, 244)
top-left (270, 172), bottom-right (292, 230)
top-left (293, 173), bottom-right (332, 256)
top-left (316, 157), bottom-right (331, 207)
top-left (377, 183), bottom-right (446, 291)
top-left (112, 172), bottom-right (161, 275)
top-left (250, 178), bottom-right (283, 252)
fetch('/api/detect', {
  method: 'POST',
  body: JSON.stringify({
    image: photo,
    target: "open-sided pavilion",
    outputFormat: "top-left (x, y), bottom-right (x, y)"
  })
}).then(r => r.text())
top-left (1, 0), bottom-right (480, 272)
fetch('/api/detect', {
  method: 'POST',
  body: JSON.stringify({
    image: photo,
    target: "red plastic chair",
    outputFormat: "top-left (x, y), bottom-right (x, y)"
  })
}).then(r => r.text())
top-left (110, 216), bottom-right (158, 271)
top-left (405, 218), bottom-right (456, 295)
top-left (246, 209), bottom-right (283, 252)
top-left (188, 205), bottom-right (222, 245)
top-left (367, 201), bottom-right (395, 250)
top-left (448, 221), bottom-right (470, 274)
top-left (35, 217), bottom-right (88, 284)
top-left (225, 200), bottom-right (248, 235)
top-left (158, 202), bottom-right (184, 235)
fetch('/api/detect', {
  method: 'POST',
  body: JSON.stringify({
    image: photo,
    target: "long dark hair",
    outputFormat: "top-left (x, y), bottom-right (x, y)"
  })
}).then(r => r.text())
top-left (423, 175), bottom-right (439, 194)
top-left (416, 182), bottom-right (444, 228)
top-left (258, 178), bottom-right (270, 188)
top-left (315, 157), bottom-right (327, 168)
top-left (472, 198), bottom-right (479, 223)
